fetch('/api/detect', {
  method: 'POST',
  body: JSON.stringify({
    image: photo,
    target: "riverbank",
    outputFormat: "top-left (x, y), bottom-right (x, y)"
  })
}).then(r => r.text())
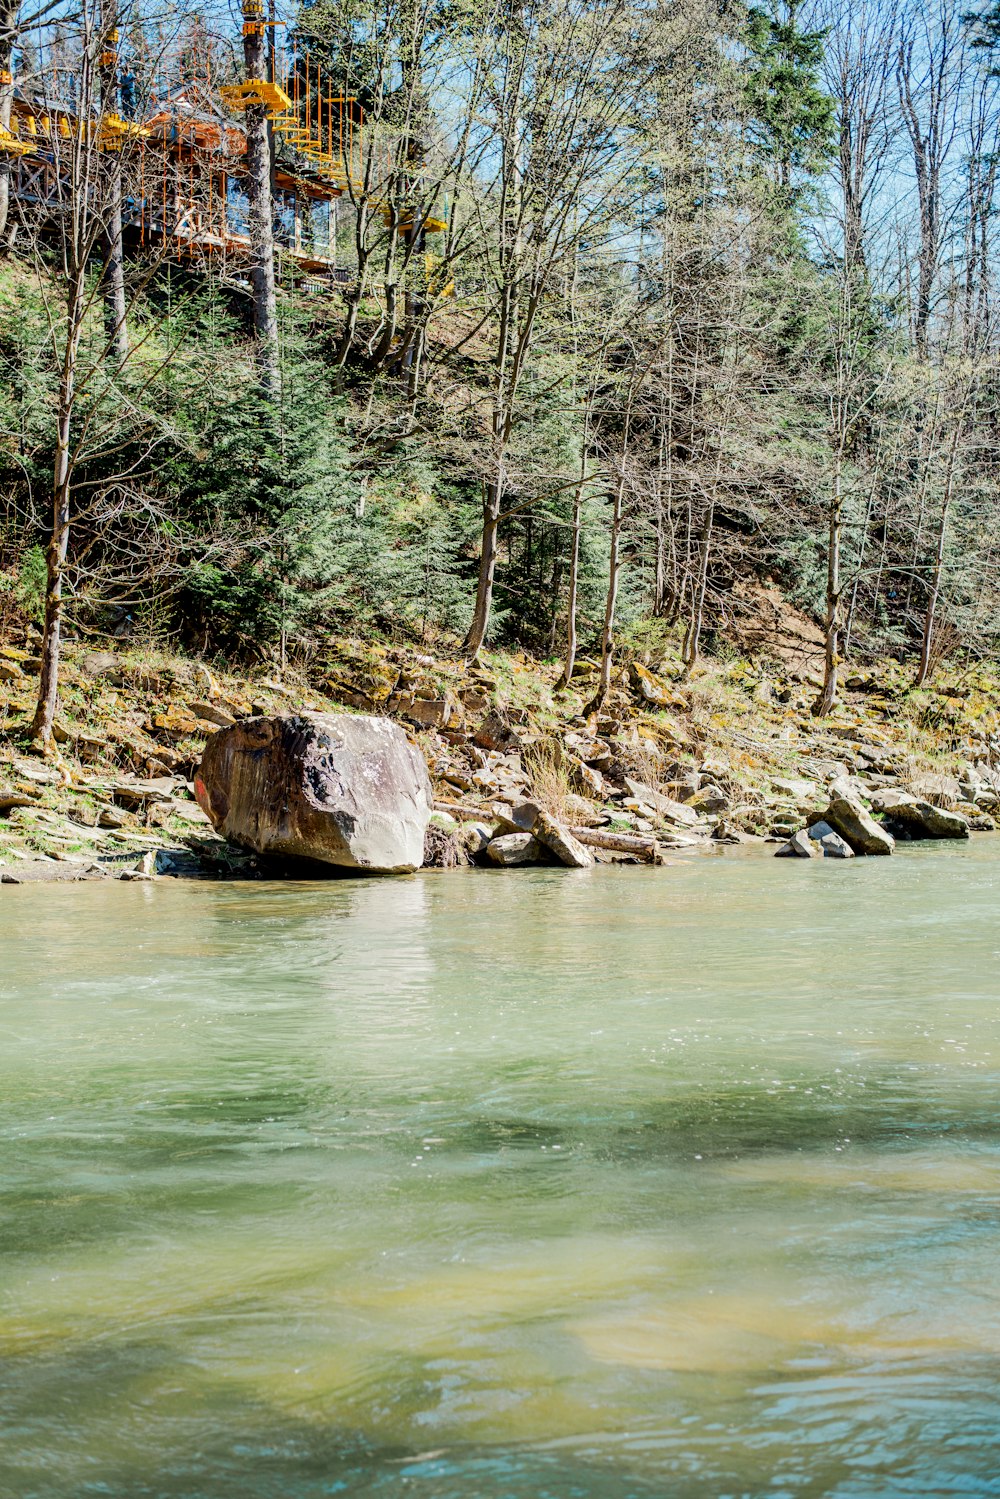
top-left (1, 620), bottom-right (999, 879)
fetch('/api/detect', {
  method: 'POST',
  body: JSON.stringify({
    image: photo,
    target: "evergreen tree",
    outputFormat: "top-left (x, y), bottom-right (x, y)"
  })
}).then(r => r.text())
top-left (742, 0), bottom-right (836, 207)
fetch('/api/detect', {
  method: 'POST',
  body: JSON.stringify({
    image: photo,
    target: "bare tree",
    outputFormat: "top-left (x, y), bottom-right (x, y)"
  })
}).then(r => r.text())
top-left (897, 0), bottom-right (969, 359)
top-left (3, 0), bottom-right (184, 750)
top-left (458, 0), bottom-right (654, 659)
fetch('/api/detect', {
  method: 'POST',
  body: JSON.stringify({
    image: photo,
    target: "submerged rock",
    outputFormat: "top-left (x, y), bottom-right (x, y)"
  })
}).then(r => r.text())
top-left (195, 713), bottom-right (432, 875)
top-left (775, 824), bottom-right (854, 858)
top-left (0, 859), bottom-right (108, 882)
top-left (809, 825), bottom-right (855, 858)
top-left (775, 829), bottom-right (819, 858)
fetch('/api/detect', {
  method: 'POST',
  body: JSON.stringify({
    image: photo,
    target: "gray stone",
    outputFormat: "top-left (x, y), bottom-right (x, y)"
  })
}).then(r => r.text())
top-left (806, 820), bottom-right (836, 840)
top-left (167, 799), bottom-right (212, 826)
top-left (195, 713), bottom-right (432, 874)
top-left (874, 790), bottom-right (969, 840)
top-left (775, 829), bottom-right (819, 858)
top-left (571, 760), bottom-right (606, 798)
top-left (110, 777), bottom-right (178, 809)
top-left (688, 783), bottom-right (729, 814)
top-left (97, 805), bottom-right (129, 829)
top-left (533, 809), bottom-right (593, 868)
top-left (628, 661), bottom-right (671, 705)
top-left (711, 820), bottom-right (754, 844)
top-left (187, 700), bottom-right (237, 728)
top-left (910, 771), bottom-right (962, 804)
top-left (622, 779), bottom-right (700, 826)
top-left (666, 773), bottom-right (701, 802)
top-left (770, 776), bottom-right (820, 801)
top-left (485, 832), bottom-right (545, 866)
top-left (0, 786), bottom-right (38, 814)
top-left (459, 821), bottom-right (493, 859)
top-left (822, 794), bottom-right (894, 855)
top-left (499, 800), bottom-right (593, 867)
top-left (401, 697), bottom-right (451, 729)
top-left (507, 800), bottom-right (544, 832)
top-left (815, 830), bottom-right (855, 858)
top-left (79, 650), bottom-right (119, 679)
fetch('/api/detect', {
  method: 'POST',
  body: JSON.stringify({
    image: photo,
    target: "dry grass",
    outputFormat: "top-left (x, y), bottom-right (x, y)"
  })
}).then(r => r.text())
top-left (522, 739), bottom-right (575, 821)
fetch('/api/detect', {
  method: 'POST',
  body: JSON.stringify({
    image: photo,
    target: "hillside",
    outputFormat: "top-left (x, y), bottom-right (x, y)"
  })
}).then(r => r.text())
top-left (2, 605), bottom-right (997, 877)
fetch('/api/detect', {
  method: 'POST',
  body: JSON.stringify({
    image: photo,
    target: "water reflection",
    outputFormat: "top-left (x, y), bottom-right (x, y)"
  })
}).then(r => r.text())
top-left (3, 846), bottom-right (1000, 1495)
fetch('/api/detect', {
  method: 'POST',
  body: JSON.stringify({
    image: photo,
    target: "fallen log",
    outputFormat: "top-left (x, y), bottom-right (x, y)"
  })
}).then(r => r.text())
top-left (568, 826), bottom-right (662, 863)
top-left (433, 798), bottom-right (497, 822)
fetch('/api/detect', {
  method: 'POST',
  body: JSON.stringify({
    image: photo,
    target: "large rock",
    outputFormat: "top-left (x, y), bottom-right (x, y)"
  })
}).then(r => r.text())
top-left (775, 829), bottom-right (819, 858)
top-left (822, 794), bottom-right (894, 856)
top-left (808, 823), bottom-right (855, 858)
top-left (874, 790), bottom-right (969, 841)
top-left (194, 714), bottom-right (432, 874)
top-left (499, 801), bottom-right (594, 868)
top-left (628, 661), bottom-right (670, 705)
top-left (533, 809), bottom-right (593, 868)
top-left (485, 832), bottom-right (545, 866)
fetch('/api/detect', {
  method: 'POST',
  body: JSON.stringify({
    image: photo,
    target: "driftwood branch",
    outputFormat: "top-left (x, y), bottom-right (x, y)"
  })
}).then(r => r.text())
top-left (568, 827), bottom-right (661, 863)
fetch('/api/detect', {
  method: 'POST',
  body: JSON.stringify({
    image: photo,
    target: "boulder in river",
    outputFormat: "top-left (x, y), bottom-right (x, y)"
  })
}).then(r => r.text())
top-left (775, 829), bottom-right (819, 858)
top-left (775, 824), bottom-right (855, 859)
top-left (874, 789), bottom-right (970, 841)
top-left (195, 714), bottom-right (432, 875)
top-left (822, 794), bottom-right (894, 856)
top-left (808, 823), bottom-right (855, 858)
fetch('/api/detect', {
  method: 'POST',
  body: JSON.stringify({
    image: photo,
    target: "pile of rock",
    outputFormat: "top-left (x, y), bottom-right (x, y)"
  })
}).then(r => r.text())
top-left (775, 787), bottom-right (970, 859)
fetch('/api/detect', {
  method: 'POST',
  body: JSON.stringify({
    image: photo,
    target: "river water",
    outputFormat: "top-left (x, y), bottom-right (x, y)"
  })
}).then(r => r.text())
top-left (3, 844), bottom-right (1000, 1497)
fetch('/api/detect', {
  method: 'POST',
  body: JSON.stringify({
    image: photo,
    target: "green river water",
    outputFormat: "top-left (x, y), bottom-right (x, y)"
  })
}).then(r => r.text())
top-left (3, 843), bottom-right (1000, 1497)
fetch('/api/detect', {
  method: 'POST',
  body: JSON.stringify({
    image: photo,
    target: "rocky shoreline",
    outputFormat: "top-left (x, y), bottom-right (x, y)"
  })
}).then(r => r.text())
top-left (1, 632), bottom-right (999, 883)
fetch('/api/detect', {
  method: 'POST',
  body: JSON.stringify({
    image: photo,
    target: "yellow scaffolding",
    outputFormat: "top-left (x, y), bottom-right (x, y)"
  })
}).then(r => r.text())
top-left (0, 124), bottom-right (32, 156)
top-left (96, 113), bottom-right (152, 149)
top-left (219, 79), bottom-right (292, 114)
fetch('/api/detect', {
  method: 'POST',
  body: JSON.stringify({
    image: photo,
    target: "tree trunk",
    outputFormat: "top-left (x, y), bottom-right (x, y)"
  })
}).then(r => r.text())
top-left (243, 4), bottom-right (278, 397)
top-left (32, 276), bottom-right (86, 751)
top-left (555, 478), bottom-right (583, 690)
top-left (843, 478), bottom-right (878, 659)
top-left (586, 471), bottom-right (625, 716)
top-left (101, 183), bottom-right (128, 360)
top-left (812, 456), bottom-right (844, 717)
top-left (913, 417), bottom-right (963, 687)
top-left (681, 498), bottom-right (714, 677)
top-left (0, 0), bottom-right (17, 246)
top-left (568, 826), bottom-right (660, 863)
top-left (99, 6), bottom-right (128, 359)
top-left (653, 490), bottom-right (667, 617)
top-left (462, 481), bottom-right (500, 660)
